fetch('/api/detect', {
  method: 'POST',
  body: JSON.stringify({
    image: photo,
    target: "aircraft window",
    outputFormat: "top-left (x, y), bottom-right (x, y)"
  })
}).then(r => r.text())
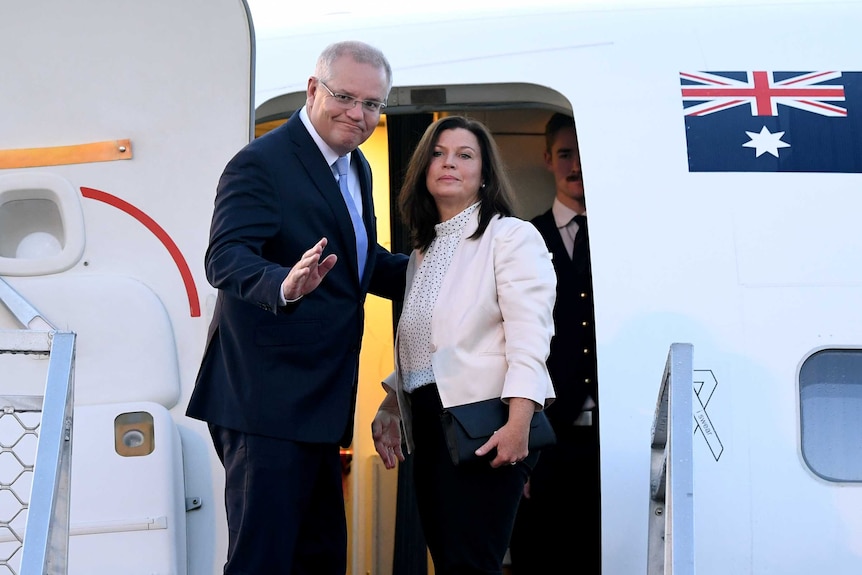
top-left (799, 349), bottom-right (862, 482)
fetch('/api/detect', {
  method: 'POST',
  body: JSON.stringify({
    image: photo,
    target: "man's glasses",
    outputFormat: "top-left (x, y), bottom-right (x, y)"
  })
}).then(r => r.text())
top-left (316, 78), bottom-right (387, 114)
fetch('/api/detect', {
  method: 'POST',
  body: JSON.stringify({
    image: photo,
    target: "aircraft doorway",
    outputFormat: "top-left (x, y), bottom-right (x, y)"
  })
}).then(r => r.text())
top-left (254, 84), bottom-right (599, 575)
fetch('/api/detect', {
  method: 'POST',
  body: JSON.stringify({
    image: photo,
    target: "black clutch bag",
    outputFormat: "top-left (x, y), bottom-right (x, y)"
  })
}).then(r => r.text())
top-left (439, 398), bottom-right (556, 466)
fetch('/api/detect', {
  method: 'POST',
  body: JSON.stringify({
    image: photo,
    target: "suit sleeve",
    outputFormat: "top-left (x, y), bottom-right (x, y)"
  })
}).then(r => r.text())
top-left (205, 146), bottom-right (290, 313)
top-left (368, 246), bottom-right (408, 301)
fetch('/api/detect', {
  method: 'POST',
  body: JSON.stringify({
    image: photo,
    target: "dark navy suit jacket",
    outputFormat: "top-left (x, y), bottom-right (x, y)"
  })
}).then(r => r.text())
top-left (187, 112), bottom-right (407, 447)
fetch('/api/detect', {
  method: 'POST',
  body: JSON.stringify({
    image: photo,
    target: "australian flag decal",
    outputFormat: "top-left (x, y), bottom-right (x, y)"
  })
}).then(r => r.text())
top-left (681, 71), bottom-right (862, 173)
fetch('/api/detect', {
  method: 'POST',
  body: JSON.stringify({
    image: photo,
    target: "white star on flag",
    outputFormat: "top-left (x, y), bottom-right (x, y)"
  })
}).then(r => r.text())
top-left (742, 126), bottom-right (791, 158)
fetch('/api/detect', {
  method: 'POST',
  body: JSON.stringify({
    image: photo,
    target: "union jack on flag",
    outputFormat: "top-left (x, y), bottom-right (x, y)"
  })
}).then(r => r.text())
top-left (680, 71), bottom-right (862, 173)
top-left (682, 71), bottom-right (847, 117)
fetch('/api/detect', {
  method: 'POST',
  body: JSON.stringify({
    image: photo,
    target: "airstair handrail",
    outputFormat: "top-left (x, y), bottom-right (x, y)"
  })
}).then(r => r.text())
top-left (18, 331), bottom-right (74, 575)
top-left (1, 278), bottom-right (74, 575)
top-left (647, 343), bottom-right (695, 575)
top-left (0, 277), bottom-right (55, 330)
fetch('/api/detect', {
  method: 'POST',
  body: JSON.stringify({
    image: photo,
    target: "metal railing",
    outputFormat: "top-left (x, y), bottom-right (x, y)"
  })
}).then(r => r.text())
top-left (647, 343), bottom-right (695, 575)
top-left (0, 278), bottom-right (74, 575)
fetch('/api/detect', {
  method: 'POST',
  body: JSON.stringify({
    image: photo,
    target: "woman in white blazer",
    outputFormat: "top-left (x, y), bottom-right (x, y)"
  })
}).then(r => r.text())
top-left (371, 116), bottom-right (557, 575)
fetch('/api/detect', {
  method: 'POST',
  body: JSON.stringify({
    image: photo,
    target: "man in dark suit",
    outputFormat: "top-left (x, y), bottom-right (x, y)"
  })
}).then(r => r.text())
top-left (186, 40), bottom-right (408, 575)
top-left (509, 113), bottom-right (601, 574)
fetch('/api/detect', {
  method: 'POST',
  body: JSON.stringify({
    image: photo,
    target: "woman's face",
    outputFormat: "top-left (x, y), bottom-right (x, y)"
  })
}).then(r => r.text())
top-left (426, 127), bottom-right (483, 216)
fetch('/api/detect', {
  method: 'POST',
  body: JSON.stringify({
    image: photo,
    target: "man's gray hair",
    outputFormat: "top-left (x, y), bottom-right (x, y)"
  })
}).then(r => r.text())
top-left (314, 40), bottom-right (393, 94)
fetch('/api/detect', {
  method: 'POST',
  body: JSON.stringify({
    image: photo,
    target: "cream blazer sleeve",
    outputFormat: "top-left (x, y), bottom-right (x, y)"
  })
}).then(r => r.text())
top-left (430, 213), bottom-right (557, 410)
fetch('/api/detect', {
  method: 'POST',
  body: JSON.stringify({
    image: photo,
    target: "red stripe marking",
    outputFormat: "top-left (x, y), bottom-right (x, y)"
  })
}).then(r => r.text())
top-left (81, 187), bottom-right (201, 317)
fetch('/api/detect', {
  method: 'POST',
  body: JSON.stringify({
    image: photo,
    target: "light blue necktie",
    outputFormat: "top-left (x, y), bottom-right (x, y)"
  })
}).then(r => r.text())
top-left (334, 155), bottom-right (367, 280)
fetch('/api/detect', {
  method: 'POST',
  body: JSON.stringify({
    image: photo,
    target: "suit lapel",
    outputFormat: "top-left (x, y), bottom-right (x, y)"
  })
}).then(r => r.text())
top-left (286, 115), bottom-right (363, 284)
top-left (353, 152), bottom-right (376, 289)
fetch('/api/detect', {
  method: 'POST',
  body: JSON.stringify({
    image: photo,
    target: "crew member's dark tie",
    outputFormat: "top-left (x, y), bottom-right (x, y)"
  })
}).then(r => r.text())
top-left (571, 214), bottom-right (589, 274)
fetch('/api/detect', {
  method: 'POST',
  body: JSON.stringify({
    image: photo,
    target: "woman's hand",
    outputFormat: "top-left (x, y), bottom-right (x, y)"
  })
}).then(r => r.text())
top-left (372, 391), bottom-right (405, 469)
top-left (475, 397), bottom-right (537, 467)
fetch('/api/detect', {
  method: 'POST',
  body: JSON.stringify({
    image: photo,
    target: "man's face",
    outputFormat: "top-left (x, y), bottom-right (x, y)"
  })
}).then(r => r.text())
top-left (545, 126), bottom-right (584, 205)
top-left (306, 57), bottom-right (389, 157)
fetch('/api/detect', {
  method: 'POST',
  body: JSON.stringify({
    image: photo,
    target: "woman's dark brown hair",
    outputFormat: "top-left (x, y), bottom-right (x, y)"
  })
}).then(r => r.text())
top-left (398, 115), bottom-right (518, 251)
